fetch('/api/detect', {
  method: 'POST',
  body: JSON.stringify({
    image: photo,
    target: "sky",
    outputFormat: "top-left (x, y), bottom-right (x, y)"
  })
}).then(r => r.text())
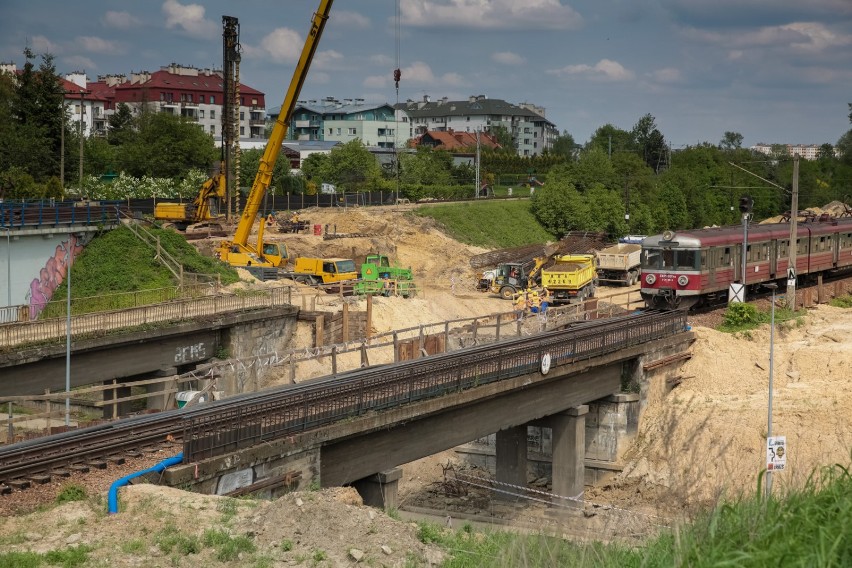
top-left (2, 0), bottom-right (851, 149)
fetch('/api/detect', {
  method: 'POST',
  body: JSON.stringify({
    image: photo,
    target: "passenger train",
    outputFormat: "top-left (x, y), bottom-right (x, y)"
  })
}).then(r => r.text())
top-left (640, 216), bottom-right (852, 309)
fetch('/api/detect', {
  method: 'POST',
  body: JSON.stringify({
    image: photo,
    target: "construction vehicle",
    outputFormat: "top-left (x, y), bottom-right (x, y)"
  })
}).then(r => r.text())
top-left (354, 253), bottom-right (416, 297)
top-left (596, 243), bottom-right (642, 286)
top-left (290, 257), bottom-right (357, 284)
top-left (215, 0), bottom-right (333, 276)
top-left (488, 255), bottom-right (551, 300)
top-left (154, 162), bottom-right (226, 231)
top-left (540, 254), bottom-right (597, 304)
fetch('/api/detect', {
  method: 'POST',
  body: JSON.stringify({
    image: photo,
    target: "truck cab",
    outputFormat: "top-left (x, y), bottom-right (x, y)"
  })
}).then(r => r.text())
top-left (293, 257), bottom-right (358, 284)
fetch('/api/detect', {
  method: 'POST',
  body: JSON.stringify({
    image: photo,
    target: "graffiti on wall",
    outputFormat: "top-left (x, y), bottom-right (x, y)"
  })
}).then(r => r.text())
top-left (26, 234), bottom-right (85, 320)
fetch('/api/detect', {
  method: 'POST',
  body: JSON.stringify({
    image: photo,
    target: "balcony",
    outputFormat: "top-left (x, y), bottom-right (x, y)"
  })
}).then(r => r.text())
top-left (249, 119), bottom-right (265, 126)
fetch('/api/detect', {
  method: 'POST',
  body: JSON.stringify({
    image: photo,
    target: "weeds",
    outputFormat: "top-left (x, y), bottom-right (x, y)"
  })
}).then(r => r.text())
top-left (55, 483), bottom-right (87, 505)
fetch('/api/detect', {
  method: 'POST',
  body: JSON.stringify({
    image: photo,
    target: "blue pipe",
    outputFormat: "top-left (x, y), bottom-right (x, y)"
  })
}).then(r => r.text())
top-left (108, 453), bottom-right (183, 514)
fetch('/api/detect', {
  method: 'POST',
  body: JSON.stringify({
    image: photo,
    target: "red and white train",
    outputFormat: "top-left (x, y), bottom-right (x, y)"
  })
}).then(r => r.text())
top-left (640, 216), bottom-right (852, 309)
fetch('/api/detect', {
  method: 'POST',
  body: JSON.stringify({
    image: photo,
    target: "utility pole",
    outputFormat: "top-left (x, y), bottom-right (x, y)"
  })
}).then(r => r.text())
top-left (787, 155), bottom-right (799, 308)
top-left (475, 129), bottom-right (481, 199)
top-left (79, 90), bottom-right (86, 198)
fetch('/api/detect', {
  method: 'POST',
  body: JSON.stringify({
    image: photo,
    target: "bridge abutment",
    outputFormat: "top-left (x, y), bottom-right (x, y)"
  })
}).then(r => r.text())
top-left (352, 468), bottom-right (402, 509)
top-left (550, 405), bottom-right (588, 505)
top-left (495, 425), bottom-right (528, 500)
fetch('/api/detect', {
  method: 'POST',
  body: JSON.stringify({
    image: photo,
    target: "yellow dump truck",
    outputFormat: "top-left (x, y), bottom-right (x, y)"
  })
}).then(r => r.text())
top-left (540, 254), bottom-right (597, 304)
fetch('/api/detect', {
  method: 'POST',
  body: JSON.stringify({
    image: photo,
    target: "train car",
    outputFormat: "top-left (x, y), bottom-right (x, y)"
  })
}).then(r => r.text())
top-left (640, 216), bottom-right (852, 309)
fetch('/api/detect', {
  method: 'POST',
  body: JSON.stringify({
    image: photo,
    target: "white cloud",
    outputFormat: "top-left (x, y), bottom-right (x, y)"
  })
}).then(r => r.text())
top-left (547, 59), bottom-right (635, 81)
top-left (683, 21), bottom-right (852, 53)
top-left (256, 28), bottom-right (304, 64)
top-left (492, 51), bottom-right (526, 65)
top-left (76, 36), bottom-right (124, 55)
top-left (30, 35), bottom-right (58, 55)
top-left (314, 50), bottom-right (345, 70)
top-left (101, 11), bottom-right (141, 29)
top-left (63, 55), bottom-right (96, 71)
top-left (333, 10), bottom-right (371, 29)
top-left (162, 0), bottom-right (216, 39)
top-left (648, 67), bottom-right (682, 83)
top-left (400, 0), bottom-right (582, 30)
top-left (369, 54), bottom-right (394, 67)
top-left (363, 60), bottom-right (467, 88)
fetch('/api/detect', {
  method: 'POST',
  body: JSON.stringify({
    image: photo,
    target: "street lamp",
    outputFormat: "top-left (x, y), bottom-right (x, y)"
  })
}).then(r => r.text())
top-left (65, 244), bottom-right (71, 426)
top-left (764, 282), bottom-right (777, 496)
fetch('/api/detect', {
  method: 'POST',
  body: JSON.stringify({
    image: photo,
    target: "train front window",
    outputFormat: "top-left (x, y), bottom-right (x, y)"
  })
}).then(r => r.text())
top-left (641, 248), bottom-right (699, 270)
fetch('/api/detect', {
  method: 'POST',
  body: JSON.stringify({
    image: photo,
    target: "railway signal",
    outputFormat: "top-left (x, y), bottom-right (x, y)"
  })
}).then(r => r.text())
top-left (738, 195), bottom-right (753, 214)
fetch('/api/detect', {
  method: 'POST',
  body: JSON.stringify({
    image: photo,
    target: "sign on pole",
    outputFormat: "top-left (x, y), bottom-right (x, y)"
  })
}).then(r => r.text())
top-left (787, 267), bottom-right (796, 287)
top-left (766, 436), bottom-right (787, 471)
top-left (728, 282), bottom-right (745, 303)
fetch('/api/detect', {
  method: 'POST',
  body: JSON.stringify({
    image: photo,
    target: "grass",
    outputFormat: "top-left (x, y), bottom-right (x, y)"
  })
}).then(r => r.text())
top-left (0, 546), bottom-right (93, 568)
top-left (416, 462), bottom-right (852, 567)
top-left (718, 301), bottom-right (804, 333)
top-left (48, 225), bottom-right (239, 308)
top-left (414, 200), bottom-right (554, 248)
top-left (828, 293), bottom-right (852, 308)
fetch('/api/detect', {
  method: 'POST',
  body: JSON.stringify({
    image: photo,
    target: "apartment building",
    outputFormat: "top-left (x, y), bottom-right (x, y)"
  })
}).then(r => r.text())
top-left (270, 97), bottom-right (399, 148)
top-left (90, 64), bottom-right (265, 139)
top-left (398, 95), bottom-right (558, 157)
top-left (750, 142), bottom-right (836, 160)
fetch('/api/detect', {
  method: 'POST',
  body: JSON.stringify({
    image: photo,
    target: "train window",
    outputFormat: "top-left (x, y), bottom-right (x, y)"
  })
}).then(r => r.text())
top-left (641, 248), bottom-right (662, 269)
top-left (663, 250), bottom-right (675, 268)
top-left (701, 251), bottom-right (708, 268)
top-left (676, 250), bottom-right (698, 270)
top-left (722, 247), bottom-right (731, 266)
top-left (746, 244), bottom-right (753, 262)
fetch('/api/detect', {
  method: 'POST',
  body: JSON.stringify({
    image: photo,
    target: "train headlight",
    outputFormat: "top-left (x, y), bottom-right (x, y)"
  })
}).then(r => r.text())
top-left (645, 273), bottom-right (656, 285)
top-left (677, 275), bottom-right (689, 286)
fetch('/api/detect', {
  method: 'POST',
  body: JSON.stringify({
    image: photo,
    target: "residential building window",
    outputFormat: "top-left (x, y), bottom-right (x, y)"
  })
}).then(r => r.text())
top-left (240, 112), bottom-right (244, 120)
top-left (199, 109), bottom-right (205, 118)
top-left (329, 128), bottom-right (333, 135)
top-left (187, 94), bottom-right (193, 103)
top-left (209, 95), bottom-right (215, 104)
top-left (348, 128), bottom-right (356, 135)
top-left (240, 126), bottom-right (244, 135)
top-left (337, 128), bottom-right (342, 135)
top-left (209, 125), bottom-right (215, 134)
top-left (210, 110), bottom-right (215, 119)
top-left (252, 98), bottom-right (258, 105)
top-left (160, 93), bottom-right (165, 101)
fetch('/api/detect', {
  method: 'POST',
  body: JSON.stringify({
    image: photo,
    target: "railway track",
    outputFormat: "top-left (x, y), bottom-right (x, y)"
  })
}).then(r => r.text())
top-left (0, 310), bottom-right (688, 493)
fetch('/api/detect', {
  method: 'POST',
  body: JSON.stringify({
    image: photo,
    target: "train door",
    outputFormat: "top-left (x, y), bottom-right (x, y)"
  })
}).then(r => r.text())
top-left (769, 239), bottom-right (778, 277)
top-left (707, 248), bottom-right (716, 286)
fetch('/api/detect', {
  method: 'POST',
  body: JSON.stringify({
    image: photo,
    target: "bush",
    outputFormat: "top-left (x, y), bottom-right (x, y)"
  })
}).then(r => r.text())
top-left (722, 303), bottom-right (762, 328)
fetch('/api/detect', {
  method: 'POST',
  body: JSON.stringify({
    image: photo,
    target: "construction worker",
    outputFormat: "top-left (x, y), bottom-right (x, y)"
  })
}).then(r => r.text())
top-left (529, 290), bottom-right (541, 313)
top-left (540, 288), bottom-right (551, 313)
top-left (514, 292), bottom-right (528, 312)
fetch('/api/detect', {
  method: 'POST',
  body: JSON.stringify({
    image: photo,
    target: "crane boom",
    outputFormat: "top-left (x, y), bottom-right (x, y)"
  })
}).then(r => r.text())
top-left (218, 0), bottom-right (334, 269)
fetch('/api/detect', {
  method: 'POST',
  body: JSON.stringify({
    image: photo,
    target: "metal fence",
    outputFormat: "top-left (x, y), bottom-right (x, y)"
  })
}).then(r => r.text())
top-left (0, 200), bottom-right (126, 228)
top-left (183, 309), bottom-right (688, 461)
top-left (0, 286), bottom-right (292, 349)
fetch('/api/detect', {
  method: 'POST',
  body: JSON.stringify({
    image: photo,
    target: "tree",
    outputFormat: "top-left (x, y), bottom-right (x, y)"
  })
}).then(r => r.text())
top-left (720, 131), bottom-right (744, 151)
top-left (586, 124), bottom-right (634, 157)
top-left (399, 147), bottom-right (453, 186)
top-left (529, 176), bottom-right (591, 237)
top-left (117, 112), bottom-right (217, 178)
top-left (239, 147), bottom-right (291, 194)
top-left (550, 130), bottom-right (577, 160)
top-left (107, 103), bottom-right (134, 146)
top-left (302, 140), bottom-right (381, 192)
top-left (632, 114), bottom-right (668, 172)
top-left (488, 125), bottom-right (514, 150)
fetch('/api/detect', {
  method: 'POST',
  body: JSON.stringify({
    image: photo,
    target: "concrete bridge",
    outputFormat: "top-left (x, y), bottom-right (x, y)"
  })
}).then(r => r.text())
top-left (160, 311), bottom-right (693, 509)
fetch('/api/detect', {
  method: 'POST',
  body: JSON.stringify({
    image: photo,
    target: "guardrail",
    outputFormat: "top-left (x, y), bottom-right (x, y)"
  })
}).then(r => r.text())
top-left (0, 286), bottom-right (292, 350)
top-left (183, 309), bottom-right (688, 461)
top-left (0, 201), bottom-right (126, 229)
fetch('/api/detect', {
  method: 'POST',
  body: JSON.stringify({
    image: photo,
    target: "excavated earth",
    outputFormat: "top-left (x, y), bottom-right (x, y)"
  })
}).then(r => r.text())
top-left (2, 205), bottom-right (851, 566)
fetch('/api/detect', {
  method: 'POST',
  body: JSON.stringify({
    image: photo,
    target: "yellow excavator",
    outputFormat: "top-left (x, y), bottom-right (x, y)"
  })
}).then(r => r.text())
top-left (154, 161), bottom-right (226, 231)
top-left (216, 0), bottom-right (333, 276)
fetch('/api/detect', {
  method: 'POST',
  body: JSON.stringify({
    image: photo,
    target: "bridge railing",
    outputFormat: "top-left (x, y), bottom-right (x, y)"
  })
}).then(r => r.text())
top-left (0, 286), bottom-right (293, 350)
top-left (182, 309), bottom-right (689, 461)
top-left (0, 200), bottom-right (126, 229)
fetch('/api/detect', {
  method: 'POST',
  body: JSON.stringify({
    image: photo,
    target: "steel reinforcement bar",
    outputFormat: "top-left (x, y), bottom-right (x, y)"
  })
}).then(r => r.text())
top-left (182, 309), bottom-right (688, 461)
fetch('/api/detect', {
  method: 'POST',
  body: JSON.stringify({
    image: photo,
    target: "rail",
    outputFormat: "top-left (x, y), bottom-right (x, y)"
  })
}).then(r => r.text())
top-left (0, 310), bottom-right (687, 484)
top-left (182, 309), bottom-right (688, 461)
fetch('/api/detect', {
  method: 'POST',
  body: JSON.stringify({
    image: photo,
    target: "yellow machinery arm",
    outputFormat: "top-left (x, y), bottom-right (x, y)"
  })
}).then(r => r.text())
top-left (218, 0), bottom-right (334, 268)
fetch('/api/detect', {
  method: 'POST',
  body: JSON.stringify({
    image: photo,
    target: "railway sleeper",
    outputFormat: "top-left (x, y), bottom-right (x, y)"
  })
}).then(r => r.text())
top-left (0, 484), bottom-right (10, 495)
top-left (7, 479), bottom-right (31, 490)
top-left (107, 455), bottom-right (126, 466)
top-left (51, 469), bottom-right (71, 478)
top-left (69, 464), bottom-right (90, 474)
top-left (29, 474), bottom-right (51, 485)
top-left (87, 460), bottom-right (108, 470)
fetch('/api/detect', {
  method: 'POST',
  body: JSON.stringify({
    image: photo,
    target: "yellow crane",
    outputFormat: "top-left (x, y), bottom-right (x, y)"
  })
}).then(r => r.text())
top-left (216, 0), bottom-right (334, 272)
